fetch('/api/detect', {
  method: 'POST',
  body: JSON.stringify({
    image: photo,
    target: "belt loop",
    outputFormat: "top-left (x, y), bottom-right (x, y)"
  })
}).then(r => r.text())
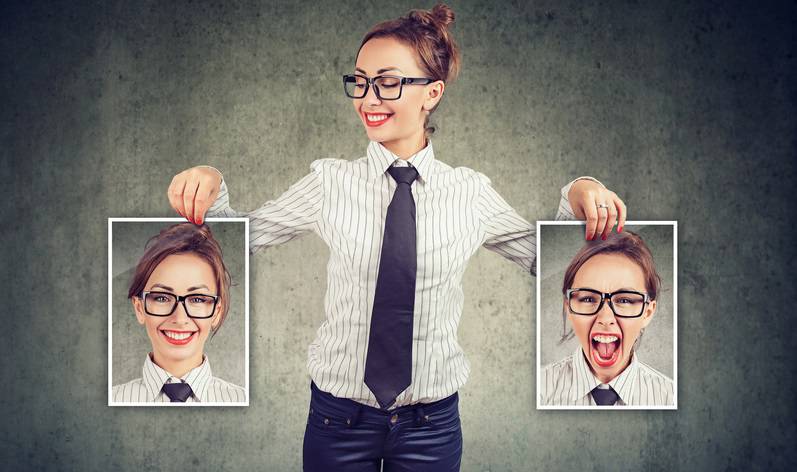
top-left (414, 405), bottom-right (428, 425)
top-left (346, 403), bottom-right (362, 428)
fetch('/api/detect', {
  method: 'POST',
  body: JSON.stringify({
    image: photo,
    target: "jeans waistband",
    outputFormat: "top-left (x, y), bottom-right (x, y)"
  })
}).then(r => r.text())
top-left (309, 382), bottom-right (458, 426)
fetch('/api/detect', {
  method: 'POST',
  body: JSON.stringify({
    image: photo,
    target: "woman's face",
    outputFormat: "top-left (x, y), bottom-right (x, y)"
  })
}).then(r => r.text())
top-left (565, 253), bottom-right (656, 383)
top-left (353, 36), bottom-right (444, 152)
top-left (132, 253), bottom-right (220, 368)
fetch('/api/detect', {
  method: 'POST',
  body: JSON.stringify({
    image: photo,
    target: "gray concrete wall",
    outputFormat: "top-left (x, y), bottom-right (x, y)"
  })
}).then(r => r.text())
top-left (2, 0), bottom-right (795, 470)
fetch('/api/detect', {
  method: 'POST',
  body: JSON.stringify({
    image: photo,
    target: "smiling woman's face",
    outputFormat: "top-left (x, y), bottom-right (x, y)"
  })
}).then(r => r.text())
top-left (132, 253), bottom-right (220, 371)
top-left (353, 36), bottom-right (443, 154)
top-left (565, 253), bottom-right (657, 383)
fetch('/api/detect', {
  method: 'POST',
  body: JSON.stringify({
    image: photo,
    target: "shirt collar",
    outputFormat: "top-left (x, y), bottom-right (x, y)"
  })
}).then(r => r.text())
top-left (570, 347), bottom-right (602, 402)
top-left (141, 353), bottom-right (213, 402)
top-left (366, 140), bottom-right (436, 183)
top-left (569, 346), bottom-right (639, 404)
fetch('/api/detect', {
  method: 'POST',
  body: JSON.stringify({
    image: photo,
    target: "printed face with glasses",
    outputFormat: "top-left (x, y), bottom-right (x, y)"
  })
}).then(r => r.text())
top-left (132, 253), bottom-right (221, 371)
top-left (564, 253), bottom-right (657, 382)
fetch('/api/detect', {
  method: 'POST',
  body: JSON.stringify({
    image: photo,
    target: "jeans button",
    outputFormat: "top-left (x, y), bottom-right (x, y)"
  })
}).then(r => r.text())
top-left (390, 414), bottom-right (398, 424)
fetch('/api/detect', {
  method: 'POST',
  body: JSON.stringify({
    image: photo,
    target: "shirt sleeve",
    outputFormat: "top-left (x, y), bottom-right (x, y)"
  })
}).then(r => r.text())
top-left (206, 161), bottom-right (324, 254)
top-left (476, 173), bottom-right (537, 274)
top-left (477, 174), bottom-right (605, 276)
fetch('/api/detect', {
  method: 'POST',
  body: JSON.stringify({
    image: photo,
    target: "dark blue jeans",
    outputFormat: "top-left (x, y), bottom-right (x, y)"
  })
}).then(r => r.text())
top-left (303, 382), bottom-right (462, 471)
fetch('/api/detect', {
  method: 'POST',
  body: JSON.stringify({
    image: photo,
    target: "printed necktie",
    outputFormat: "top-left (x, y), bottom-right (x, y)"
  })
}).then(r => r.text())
top-left (591, 385), bottom-right (619, 406)
top-left (364, 165), bottom-right (419, 410)
top-left (162, 381), bottom-right (194, 402)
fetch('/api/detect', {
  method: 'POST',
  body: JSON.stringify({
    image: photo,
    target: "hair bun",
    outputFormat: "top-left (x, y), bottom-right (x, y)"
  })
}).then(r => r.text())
top-left (409, 3), bottom-right (455, 30)
top-left (431, 3), bottom-right (455, 28)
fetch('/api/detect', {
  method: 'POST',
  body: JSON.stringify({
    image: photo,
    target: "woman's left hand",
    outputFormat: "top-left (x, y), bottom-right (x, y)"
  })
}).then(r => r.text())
top-left (567, 179), bottom-right (627, 240)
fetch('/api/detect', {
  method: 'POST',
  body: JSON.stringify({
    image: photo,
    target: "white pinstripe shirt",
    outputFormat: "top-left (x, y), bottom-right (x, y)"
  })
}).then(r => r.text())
top-left (539, 347), bottom-right (674, 406)
top-left (112, 354), bottom-right (246, 403)
top-left (208, 140), bottom-right (585, 408)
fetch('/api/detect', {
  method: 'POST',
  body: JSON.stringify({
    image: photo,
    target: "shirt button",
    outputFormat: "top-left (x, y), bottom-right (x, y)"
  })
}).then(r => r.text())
top-left (390, 414), bottom-right (398, 424)
top-left (323, 418), bottom-right (329, 425)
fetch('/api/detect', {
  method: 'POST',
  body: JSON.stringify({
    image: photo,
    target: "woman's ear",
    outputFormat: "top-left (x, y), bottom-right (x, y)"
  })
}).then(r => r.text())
top-left (132, 297), bottom-right (146, 325)
top-left (423, 80), bottom-right (445, 111)
top-left (641, 300), bottom-right (657, 329)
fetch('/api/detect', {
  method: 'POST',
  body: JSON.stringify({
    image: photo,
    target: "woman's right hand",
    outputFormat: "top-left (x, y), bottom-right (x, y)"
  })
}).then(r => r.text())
top-left (167, 166), bottom-right (223, 225)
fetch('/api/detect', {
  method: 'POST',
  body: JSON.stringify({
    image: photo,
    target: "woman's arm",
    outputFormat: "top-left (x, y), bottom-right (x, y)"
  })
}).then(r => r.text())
top-left (167, 164), bottom-right (324, 254)
top-left (477, 175), bottom-right (626, 276)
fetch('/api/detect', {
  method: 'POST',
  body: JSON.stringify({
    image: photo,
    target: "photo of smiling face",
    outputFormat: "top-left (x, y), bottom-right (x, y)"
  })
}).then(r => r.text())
top-left (352, 36), bottom-right (444, 151)
top-left (565, 253), bottom-right (657, 383)
top-left (131, 253), bottom-right (221, 373)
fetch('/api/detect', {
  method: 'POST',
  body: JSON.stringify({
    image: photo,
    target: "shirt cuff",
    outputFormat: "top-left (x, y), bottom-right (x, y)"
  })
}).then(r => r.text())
top-left (204, 168), bottom-right (230, 217)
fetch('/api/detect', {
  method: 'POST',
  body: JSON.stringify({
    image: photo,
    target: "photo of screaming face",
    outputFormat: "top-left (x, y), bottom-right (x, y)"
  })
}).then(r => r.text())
top-left (537, 223), bottom-right (676, 409)
top-left (567, 252), bottom-right (655, 382)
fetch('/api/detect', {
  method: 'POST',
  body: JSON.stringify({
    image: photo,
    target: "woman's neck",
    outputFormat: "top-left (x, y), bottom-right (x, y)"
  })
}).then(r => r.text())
top-left (381, 130), bottom-right (427, 160)
top-left (151, 351), bottom-right (204, 379)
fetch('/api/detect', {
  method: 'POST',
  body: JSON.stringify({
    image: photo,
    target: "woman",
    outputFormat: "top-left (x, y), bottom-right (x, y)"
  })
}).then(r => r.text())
top-left (167, 3), bottom-right (626, 468)
top-left (539, 230), bottom-right (674, 407)
top-left (112, 223), bottom-right (246, 403)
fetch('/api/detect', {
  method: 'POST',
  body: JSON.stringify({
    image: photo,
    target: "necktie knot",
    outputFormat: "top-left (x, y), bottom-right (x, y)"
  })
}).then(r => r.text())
top-left (387, 166), bottom-right (418, 186)
top-left (591, 385), bottom-right (619, 406)
top-left (162, 381), bottom-right (194, 402)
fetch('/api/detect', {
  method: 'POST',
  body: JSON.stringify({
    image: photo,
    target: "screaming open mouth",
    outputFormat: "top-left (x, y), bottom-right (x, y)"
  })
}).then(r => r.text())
top-left (590, 333), bottom-right (621, 367)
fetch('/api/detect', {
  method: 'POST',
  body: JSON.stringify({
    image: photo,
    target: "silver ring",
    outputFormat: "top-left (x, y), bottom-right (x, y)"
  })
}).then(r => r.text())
top-left (596, 203), bottom-right (610, 209)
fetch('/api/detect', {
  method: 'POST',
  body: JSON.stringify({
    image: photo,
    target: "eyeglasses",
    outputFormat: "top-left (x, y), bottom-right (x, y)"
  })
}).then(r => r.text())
top-left (342, 74), bottom-right (434, 100)
top-left (566, 288), bottom-right (650, 318)
top-left (141, 291), bottom-right (219, 319)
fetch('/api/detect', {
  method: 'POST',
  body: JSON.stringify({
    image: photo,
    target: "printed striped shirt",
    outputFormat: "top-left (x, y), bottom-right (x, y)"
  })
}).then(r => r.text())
top-left (208, 140), bottom-right (589, 409)
top-left (112, 353), bottom-right (246, 403)
top-left (539, 346), bottom-right (674, 406)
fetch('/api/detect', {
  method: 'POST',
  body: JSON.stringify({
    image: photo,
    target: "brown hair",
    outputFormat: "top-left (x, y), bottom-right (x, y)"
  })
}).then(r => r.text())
top-left (358, 3), bottom-right (461, 139)
top-left (558, 231), bottom-right (661, 344)
top-left (561, 231), bottom-right (661, 300)
top-left (128, 223), bottom-right (232, 336)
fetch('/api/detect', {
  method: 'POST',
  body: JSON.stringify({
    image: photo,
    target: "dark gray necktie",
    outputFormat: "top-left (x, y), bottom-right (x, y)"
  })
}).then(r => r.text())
top-left (591, 386), bottom-right (619, 406)
top-left (162, 381), bottom-right (193, 402)
top-left (364, 165), bottom-right (418, 410)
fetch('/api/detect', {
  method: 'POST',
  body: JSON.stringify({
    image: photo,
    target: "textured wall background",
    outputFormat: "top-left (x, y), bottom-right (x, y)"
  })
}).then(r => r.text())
top-left (2, 0), bottom-right (795, 470)
top-left (110, 219), bottom-right (246, 391)
top-left (539, 223), bottom-right (674, 378)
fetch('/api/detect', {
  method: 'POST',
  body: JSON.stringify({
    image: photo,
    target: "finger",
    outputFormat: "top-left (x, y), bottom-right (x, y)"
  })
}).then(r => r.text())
top-left (614, 195), bottom-right (627, 233)
top-left (168, 174), bottom-right (188, 219)
top-left (194, 184), bottom-right (216, 225)
top-left (595, 205), bottom-right (609, 240)
top-left (182, 177), bottom-right (200, 224)
top-left (601, 199), bottom-right (618, 240)
top-left (583, 198), bottom-right (599, 240)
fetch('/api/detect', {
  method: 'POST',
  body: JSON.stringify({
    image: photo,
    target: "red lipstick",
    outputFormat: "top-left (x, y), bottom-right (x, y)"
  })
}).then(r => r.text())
top-left (160, 330), bottom-right (196, 346)
top-left (363, 111), bottom-right (392, 127)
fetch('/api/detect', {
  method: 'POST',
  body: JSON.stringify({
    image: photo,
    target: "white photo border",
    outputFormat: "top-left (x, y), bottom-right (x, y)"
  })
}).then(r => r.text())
top-left (535, 220), bottom-right (678, 410)
top-left (107, 217), bottom-right (250, 407)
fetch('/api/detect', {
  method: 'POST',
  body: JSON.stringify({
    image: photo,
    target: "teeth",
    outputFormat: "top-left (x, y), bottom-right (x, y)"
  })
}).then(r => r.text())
top-left (163, 331), bottom-right (193, 340)
top-left (366, 114), bottom-right (389, 122)
top-left (592, 334), bottom-right (619, 344)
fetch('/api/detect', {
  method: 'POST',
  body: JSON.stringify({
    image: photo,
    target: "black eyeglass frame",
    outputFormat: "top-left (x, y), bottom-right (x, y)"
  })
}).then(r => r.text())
top-left (342, 74), bottom-right (435, 100)
top-left (140, 290), bottom-right (219, 319)
top-left (566, 288), bottom-right (650, 318)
